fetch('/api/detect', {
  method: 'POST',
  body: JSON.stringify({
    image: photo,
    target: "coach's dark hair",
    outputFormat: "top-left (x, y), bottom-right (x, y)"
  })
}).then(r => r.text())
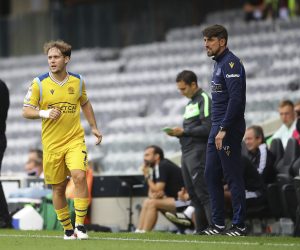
top-left (146, 145), bottom-right (164, 160)
top-left (43, 40), bottom-right (72, 58)
top-left (176, 70), bottom-right (198, 86)
top-left (202, 24), bottom-right (228, 45)
top-left (247, 125), bottom-right (265, 143)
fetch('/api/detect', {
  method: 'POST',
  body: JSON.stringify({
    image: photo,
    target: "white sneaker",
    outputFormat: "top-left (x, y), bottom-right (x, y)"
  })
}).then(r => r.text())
top-left (75, 225), bottom-right (89, 240)
top-left (64, 229), bottom-right (77, 240)
top-left (165, 212), bottom-right (192, 227)
top-left (134, 229), bottom-right (146, 233)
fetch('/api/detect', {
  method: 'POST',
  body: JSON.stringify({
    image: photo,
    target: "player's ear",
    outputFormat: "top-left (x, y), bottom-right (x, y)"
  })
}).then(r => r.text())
top-left (64, 56), bottom-right (70, 64)
top-left (219, 38), bottom-right (226, 47)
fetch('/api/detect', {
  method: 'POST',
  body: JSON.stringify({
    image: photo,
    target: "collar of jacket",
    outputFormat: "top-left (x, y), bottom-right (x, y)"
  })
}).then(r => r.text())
top-left (191, 88), bottom-right (202, 101)
top-left (212, 47), bottom-right (229, 62)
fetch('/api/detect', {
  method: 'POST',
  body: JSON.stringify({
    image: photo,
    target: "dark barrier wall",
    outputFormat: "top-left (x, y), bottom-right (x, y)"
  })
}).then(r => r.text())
top-left (0, 0), bottom-right (241, 57)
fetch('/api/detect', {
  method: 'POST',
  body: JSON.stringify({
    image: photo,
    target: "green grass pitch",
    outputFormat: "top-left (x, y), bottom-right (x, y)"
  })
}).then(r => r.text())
top-left (0, 229), bottom-right (299, 250)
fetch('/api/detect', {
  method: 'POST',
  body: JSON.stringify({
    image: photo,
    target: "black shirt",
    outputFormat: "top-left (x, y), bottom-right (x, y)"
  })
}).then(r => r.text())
top-left (152, 159), bottom-right (184, 199)
top-left (0, 79), bottom-right (9, 150)
top-left (242, 156), bottom-right (264, 192)
top-left (244, 148), bottom-right (276, 185)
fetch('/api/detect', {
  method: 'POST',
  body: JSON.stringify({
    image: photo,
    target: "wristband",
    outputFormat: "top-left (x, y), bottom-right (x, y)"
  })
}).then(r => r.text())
top-left (39, 109), bottom-right (51, 119)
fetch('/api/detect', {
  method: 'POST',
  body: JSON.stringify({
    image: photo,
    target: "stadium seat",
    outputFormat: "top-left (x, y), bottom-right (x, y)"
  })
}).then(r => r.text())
top-left (269, 138), bottom-right (284, 168)
top-left (276, 138), bottom-right (299, 176)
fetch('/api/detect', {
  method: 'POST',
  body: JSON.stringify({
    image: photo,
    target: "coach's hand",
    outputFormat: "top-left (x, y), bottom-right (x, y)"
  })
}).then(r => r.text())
top-left (215, 131), bottom-right (226, 150)
top-left (92, 128), bottom-right (102, 145)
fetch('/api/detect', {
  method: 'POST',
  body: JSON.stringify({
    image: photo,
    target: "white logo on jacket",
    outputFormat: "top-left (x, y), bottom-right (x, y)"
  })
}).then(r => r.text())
top-left (226, 74), bottom-right (240, 78)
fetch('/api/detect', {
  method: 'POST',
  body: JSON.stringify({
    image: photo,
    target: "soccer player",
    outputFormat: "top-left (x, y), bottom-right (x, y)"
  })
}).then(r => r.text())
top-left (201, 25), bottom-right (247, 236)
top-left (23, 40), bottom-right (102, 240)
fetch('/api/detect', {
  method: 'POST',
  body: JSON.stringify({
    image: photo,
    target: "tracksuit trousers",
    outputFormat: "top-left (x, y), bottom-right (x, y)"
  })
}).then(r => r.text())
top-left (205, 125), bottom-right (246, 227)
top-left (181, 145), bottom-right (212, 231)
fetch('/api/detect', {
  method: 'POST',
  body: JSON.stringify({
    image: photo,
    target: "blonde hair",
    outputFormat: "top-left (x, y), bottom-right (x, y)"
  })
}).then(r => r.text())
top-left (43, 40), bottom-right (72, 57)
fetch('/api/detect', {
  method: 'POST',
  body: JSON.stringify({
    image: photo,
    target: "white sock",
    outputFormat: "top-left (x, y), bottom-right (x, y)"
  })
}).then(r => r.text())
top-left (215, 224), bottom-right (225, 229)
top-left (183, 206), bottom-right (195, 219)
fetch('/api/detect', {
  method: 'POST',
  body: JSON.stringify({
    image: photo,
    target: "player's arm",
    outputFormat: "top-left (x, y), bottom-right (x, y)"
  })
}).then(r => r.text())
top-left (22, 81), bottom-right (61, 120)
top-left (220, 59), bottom-right (245, 129)
top-left (80, 80), bottom-right (102, 145)
top-left (81, 100), bottom-right (102, 145)
top-left (147, 179), bottom-right (165, 193)
top-left (142, 164), bottom-right (165, 194)
top-left (23, 106), bottom-right (61, 120)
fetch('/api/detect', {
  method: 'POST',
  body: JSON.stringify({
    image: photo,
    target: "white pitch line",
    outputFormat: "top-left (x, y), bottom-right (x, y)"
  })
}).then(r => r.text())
top-left (0, 234), bottom-right (299, 248)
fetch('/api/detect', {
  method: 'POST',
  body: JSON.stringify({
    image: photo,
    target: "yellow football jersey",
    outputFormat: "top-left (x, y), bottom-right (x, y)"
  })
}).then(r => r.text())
top-left (24, 72), bottom-right (88, 152)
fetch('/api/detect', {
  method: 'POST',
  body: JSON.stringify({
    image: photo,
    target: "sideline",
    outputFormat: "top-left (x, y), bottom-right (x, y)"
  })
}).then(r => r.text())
top-left (0, 233), bottom-right (299, 247)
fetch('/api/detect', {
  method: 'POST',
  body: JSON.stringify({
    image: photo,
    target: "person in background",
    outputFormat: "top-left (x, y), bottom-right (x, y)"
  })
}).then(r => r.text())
top-left (243, 0), bottom-right (266, 21)
top-left (25, 149), bottom-right (44, 178)
top-left (135, 145), bottom-right (185, 233)
top-left (165, 187), bottom-right (195, 229)
top-left (292, 101), bottom-right (300, 145)
top-left (272, 100), bottom-right (296, 148)
top-left (243, 125), bottom-right (277, 185)
top-left (9, 149), bottom-right (51, 199)
top-left (0, 79), bottom-right (11, 228)
top-left (166, 70), bottom-right (212, 233)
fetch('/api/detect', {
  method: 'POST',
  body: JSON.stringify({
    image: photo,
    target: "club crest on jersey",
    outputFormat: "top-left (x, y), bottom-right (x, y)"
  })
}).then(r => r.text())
top-left (223, 145), bottom-right (231, 156)
top-left (229, 62), bottom-right (234, 68)
top-left (50, 89), bottom-right (55, 95)
top-left (68, 87), bottom-right (75, 94)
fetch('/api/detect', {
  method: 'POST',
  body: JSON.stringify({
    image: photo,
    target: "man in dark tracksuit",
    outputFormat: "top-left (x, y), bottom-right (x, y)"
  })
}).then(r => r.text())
top-left (167, 70), bottom-right (212, 232)
top-left (0, 79), bottom-right (11, 228)
top-left (201, 25), bottom-right (247, 236)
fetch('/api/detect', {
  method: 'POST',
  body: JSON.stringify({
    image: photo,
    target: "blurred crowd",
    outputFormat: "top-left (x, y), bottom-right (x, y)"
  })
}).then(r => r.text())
top-left (243, 0), bottom-right (300, 21)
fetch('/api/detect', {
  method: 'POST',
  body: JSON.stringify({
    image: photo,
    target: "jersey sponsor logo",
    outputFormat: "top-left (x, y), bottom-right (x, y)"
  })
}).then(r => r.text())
top-left (229, 62), bottom-right (235, 68)
top-left (48, 102), bottom-right (76, 114)
top-left (68, 87), bottom-right (75, 95)
top-left (226, 74), bottom-right (240, 78)
top-left (50, 89), bottom-right (55, 95)
top-left (211, 81), bottom-right (223, 93)
top-left (183, 103), bottom-right (200, 119)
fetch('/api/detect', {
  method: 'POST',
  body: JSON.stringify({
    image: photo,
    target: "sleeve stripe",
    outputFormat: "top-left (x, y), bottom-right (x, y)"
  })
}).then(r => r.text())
top-left (79, 74), bottom-right (83, 97)
top-left (201, 92), bottom-right (210, 118)
top-left (23, 104), bottom-right (38, 109)
top-left (34, 77), bottom-right (42, 103)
